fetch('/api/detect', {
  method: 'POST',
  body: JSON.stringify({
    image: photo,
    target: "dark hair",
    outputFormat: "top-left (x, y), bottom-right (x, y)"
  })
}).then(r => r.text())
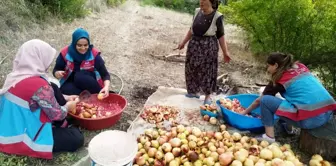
top-left (267, 52), bottom-right (294, 84)
top-left (210, 0), bottom-right (220, 10)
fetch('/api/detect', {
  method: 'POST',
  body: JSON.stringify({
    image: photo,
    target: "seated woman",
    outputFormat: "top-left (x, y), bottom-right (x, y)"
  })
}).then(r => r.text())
top-left (241, 52), bottom-right (336, 142)
top-left (0, 39), bottom-right (84, 159)
top-left (53, 28), bottom-right (111, 98)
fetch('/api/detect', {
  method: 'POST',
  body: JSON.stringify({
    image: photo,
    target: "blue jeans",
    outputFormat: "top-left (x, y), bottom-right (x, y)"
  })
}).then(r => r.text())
top-left (260, 95), bottom-right (332, 129)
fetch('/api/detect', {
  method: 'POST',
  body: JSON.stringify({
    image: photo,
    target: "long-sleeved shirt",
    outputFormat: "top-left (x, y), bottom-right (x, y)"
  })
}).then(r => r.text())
top-left (29, 84), bottom-right (67, 121)
top-left (52, 53), bottom-right (111, 82)
top-left (262, 81), bottom-right (286, 96)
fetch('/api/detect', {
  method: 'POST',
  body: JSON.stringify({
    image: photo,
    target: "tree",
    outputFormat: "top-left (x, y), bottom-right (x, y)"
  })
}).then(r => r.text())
top-left (220, 0), bottom-right (336, 95)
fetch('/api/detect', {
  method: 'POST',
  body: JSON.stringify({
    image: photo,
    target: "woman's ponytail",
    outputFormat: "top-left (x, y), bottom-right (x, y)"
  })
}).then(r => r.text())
top-left (268, 53), bottom-right (294, 85)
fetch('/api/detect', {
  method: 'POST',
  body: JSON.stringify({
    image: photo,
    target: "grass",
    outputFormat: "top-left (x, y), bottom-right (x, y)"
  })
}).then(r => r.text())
top-left (107, 0), bottom-right (126, 6)
top-left (0, 152), bottom-right (82, 166)
top-left (140, 0), bottom-right (199, 14)
top-left (0, 131), bottom-right (89, 166)
top-left (0, 125), bottom-right (119, 165)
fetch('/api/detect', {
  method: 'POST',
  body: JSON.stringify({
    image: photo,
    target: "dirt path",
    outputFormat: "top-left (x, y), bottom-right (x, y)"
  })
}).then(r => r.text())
top-left (0, 0), bottom-right (267, 165)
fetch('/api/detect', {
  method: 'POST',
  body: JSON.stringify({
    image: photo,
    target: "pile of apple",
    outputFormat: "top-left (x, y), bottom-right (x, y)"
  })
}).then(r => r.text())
top-left (133, 124), bottom-right (309, 166)
top-left (309, 155), bottom-right (331, 166)
top-left (140, 105), bottom-right (180, 124)
top-left (219, 98), bottom-right (245, 114)
top-left (200, 104), bottom-right (220, 124)
top-left (219, 98), bottom-right (262, 118)
top-left (70, 102), bottom-right (112, 119)
top-left (202, 115), bottom-right (219, 125)
top-left (219, 98), bottom-right (257, 118)
top-left (200, 104), bottom-right (219, 114)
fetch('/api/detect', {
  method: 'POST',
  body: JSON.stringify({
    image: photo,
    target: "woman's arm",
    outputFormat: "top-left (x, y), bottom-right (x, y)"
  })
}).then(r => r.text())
top-left (103, 80), bottom-right (111, 89)
top-left (241, 82), bottom-right (286, 115)
top-left (177, 29), bottom-right (192, 49)
top-left (181, 29), bottom-right (192, 46)
top-left (31, 85), bottom-right (68, 121)
top-left (218, 36), bottom-right (230, 57)
top-left (263, 82), bottom-right (286, 96)
top-left (53, 54), bottom-right (66, 78)
top-left (95, 55), bottom-right (111, 95)
top-left (94, 55), bottom-right (111, 81)
top-left (241, 96), bottom-right (262, 115)
top-left (50, 82), bottom-right (67, 106)
top-left (216, 16), bottom-right (230, 58)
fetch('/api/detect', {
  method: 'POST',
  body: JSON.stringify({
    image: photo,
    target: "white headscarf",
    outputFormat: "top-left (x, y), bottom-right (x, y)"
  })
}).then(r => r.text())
top-left (0, 39), bottom-right (56, 95)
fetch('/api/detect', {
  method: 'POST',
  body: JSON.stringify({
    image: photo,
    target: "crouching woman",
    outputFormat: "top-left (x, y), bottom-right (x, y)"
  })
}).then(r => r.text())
top-left (241, 52), bottom-right (336, 142)
top-left (0, 39), bottom-right (84, 159)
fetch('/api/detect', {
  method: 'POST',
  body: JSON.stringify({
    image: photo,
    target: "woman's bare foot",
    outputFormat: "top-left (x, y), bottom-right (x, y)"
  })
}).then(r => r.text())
top-left (204, 95), bottom-right (212, 105)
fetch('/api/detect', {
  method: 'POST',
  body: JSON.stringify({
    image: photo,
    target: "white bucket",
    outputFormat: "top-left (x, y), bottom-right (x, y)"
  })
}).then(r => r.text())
top-left (88, 130), bottom-right (138, 166)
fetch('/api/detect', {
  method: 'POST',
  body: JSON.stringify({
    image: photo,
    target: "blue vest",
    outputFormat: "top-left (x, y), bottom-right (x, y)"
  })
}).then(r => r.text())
top-left (276, 64), bottom-right (336, 121)
top-left (59, 46), bottom-right (103, 87)
top-left (0, 78), bottom-right (53, 159)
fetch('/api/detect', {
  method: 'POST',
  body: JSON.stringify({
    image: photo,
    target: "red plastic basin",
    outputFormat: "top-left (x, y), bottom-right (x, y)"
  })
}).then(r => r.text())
top-left (68, 93), bottom-right (127, 130)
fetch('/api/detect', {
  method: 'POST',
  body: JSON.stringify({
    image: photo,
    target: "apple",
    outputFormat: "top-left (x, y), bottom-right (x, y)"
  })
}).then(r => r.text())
top-left (97, 93), bottom-right (104, 100)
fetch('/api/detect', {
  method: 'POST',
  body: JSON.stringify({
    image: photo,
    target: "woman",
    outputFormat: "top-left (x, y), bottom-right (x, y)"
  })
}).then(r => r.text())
top-left (177, 0), bottom-right (231, 104)
top-left (53, 28), bottom-right (111, 97)
top-left (241, 53), bottom-right (336, 142)
top-left (0, 39), bottom-right (84, 159)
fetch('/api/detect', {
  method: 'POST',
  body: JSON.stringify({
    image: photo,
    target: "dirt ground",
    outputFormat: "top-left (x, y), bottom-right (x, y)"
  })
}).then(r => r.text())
top-left (0, 0), bottom-right (304, 165)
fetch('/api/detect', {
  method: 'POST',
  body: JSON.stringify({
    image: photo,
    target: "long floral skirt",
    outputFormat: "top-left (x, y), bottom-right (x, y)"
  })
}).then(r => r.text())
top-left (185, 36), bottom-right (219, 95)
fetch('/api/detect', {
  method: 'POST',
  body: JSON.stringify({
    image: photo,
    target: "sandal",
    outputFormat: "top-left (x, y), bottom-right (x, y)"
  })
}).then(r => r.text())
top-left (185, 94), bottom-right (200, 99)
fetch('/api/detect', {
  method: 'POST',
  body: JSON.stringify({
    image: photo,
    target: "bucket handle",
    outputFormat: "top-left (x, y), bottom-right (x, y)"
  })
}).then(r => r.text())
top-left (127, 108), bottom-right (144, 137)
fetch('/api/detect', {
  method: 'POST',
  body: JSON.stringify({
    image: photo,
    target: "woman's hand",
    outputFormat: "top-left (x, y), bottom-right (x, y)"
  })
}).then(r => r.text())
top-left (64, 95), bottom-right (79, 102)
top-left (223, 53), bottom-right (231, 63)
top-left (99, 85), bottom-right (110, 99)
top-left (176, 43), bottom-right (185, 50)
top-left (218, 36), bottom-right (231, 63)
top-left (240, 109), bottom-right (249, 115)
top-left (55, 71), bottom-right (65, 79)
top-left (242, 97), bottom-right (262, 115)
top-left (176, 29), bottom-right (192, 50)
top-left (65, 100), bottom-right (79, 113)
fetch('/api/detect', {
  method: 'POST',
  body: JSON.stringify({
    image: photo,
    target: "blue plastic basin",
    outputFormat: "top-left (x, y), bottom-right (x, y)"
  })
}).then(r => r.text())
top-left (216, 94), bottom-right (279, 133)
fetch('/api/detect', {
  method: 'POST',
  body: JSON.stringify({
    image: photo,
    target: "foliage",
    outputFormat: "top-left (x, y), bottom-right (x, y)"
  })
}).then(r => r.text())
top-left (220, 0), bottom-right (336, 94)
top-left (25, 0), bottom-right (89, 22)
top-left (141, 0), bottom-right (199, 14)
top-left (0, 153), bottom-right (28, 166)
top-left (0, 152), bottom-right (81, 166)
top-left (107, 0), bottom-right (126, 6)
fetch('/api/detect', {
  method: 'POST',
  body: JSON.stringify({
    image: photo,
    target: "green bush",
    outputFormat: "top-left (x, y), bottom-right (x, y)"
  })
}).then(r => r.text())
top-left (107, 0), bottom-right (126, 6)
top-left (25, 1), bottom-right (51, 21)
top-left (26, 0), bottom-right (89, 21)
top-left (142, 0), bottom-right (199, 14)
top-left (220, 0), bottom-right (336, 95)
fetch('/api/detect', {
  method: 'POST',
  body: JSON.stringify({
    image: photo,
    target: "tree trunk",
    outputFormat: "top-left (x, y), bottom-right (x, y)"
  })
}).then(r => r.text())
top-left (299, 119), bottom-right (336, 161)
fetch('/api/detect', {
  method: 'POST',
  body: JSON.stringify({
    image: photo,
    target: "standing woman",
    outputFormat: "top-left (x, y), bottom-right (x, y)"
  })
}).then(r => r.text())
top-left (177, 0), bottom-right (231, 104)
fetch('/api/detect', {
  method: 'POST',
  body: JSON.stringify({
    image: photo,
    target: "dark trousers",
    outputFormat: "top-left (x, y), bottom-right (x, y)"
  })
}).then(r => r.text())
top-left (50, 83), bottom-right (84, 153)
top-left (60, 71), bottom-right (102, 95)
